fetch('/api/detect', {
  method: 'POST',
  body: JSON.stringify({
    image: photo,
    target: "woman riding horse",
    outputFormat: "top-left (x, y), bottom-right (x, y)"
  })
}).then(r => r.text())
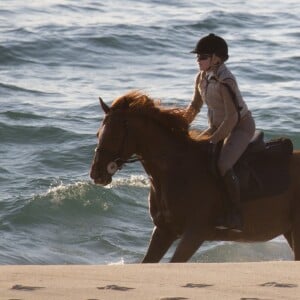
top-left (185, 33), bottom-right (256, 231)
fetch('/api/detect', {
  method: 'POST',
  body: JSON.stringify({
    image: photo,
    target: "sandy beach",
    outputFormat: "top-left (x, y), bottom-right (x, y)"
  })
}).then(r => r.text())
top-left (0, 262), bottom-right (299, 300)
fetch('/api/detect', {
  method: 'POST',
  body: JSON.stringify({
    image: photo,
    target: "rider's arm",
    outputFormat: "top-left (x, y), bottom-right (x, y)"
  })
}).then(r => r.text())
top-left (184, 72), bottom-right (203, 124)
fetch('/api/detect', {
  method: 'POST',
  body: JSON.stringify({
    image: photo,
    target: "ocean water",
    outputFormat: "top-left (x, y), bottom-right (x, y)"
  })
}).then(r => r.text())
top-left (0, 0), bottom-right (299, 264)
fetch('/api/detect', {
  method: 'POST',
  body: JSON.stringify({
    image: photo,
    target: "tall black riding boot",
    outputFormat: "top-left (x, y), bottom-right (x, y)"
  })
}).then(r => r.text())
top-left (222, 169), bottom-right (243, 232)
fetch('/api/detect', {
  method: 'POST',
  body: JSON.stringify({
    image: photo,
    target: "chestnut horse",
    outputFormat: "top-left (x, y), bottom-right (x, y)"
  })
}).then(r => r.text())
top-left (90, 91), bottom-right (300, 263)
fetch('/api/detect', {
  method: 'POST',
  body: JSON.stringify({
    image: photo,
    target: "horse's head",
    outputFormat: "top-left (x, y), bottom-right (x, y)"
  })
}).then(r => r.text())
top-left (90, 90), bottom-right (197, 185)
top-left (90, 97), bottom-right (135, 185)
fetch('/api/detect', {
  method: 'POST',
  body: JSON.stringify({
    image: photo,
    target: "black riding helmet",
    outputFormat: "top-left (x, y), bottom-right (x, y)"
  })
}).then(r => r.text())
top-left (191, 33), bottom-right (229, 61)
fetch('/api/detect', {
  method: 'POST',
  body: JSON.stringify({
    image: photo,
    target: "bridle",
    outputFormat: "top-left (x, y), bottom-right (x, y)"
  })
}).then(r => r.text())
top-left (94, 118), bottom-right (141, 175)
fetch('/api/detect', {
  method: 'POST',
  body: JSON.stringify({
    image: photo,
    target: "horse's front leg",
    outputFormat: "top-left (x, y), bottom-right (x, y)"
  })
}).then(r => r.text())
top-left (170, 227), bottom-right (204, 263)
top-left (142, 226), bottom-right (176, 263)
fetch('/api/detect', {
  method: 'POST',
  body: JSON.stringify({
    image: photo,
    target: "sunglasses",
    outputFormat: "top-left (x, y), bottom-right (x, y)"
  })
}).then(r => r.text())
top-left (197, 54), bottom-right (212, 61)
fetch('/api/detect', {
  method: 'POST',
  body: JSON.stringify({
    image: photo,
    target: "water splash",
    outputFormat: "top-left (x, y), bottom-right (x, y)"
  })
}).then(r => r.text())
top-left (108, 175), bottom-right (150, 188)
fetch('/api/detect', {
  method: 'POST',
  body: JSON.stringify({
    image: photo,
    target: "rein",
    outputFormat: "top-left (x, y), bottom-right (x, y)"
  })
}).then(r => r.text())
top-left (94, 146), bottom-right (141, 166)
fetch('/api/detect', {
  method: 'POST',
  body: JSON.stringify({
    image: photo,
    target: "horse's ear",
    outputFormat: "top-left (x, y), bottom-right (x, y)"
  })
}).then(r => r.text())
top-left (99, 97), bottom-right (110, 114)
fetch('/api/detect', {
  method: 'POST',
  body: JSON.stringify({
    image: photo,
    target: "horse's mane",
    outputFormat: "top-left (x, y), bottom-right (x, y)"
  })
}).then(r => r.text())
top-left (110, 90), bottom-right (190, 139)
top-left (110, 90), bottom-right (209, 145)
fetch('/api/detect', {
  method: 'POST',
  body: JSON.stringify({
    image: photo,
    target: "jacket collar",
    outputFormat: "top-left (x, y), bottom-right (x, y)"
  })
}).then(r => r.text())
top-left (205, 63), bottom-right (226, 80)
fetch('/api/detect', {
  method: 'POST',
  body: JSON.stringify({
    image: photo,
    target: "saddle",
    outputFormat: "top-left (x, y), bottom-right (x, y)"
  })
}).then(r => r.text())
top-left (214, 130), bottom-right (293, 202)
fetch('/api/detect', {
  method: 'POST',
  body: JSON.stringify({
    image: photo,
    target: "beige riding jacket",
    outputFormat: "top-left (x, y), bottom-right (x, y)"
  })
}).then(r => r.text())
top-left (186, 63), bottom-right (249, 144)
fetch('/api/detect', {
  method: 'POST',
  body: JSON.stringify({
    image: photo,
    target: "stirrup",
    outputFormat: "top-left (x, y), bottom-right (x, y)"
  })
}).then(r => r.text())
top-left (229, 213), bottom-right (243, 233)
top-left (215, 213), bottom-right (243, 232)
top-left (215, 215), bottom-right (230, 230)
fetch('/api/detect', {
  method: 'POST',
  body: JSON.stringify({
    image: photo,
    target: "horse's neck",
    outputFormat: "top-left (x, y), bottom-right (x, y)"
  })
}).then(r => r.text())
top-left (133, 117), bottom-right (186, 178)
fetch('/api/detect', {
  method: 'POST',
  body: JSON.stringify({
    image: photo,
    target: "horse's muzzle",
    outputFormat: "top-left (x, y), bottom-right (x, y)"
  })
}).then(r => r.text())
top-left (90, 166), bottom-right (112, 186)
top-left (93, 177), bottom-right (112, 186)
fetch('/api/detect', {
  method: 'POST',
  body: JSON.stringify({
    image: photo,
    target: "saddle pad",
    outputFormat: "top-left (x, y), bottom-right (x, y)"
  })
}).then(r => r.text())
top-left (236, 138), bottom-right (293, 202)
